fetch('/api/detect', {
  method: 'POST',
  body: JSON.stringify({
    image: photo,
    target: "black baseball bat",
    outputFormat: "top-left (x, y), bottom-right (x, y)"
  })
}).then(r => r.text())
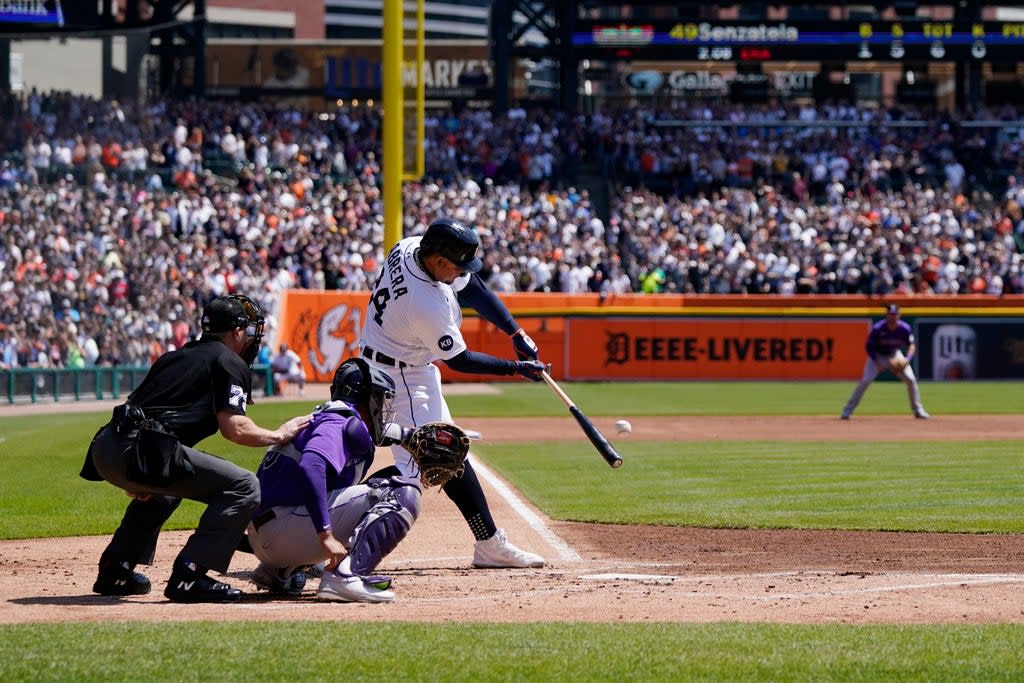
top-left (540, 371), bottom-right (623, 469)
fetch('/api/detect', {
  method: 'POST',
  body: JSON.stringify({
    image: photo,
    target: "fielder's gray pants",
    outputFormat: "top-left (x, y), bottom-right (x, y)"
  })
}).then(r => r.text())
top-left (88, 425), bottom-right (259, 573)
top-left (842, 356), bottom-right (926, 418)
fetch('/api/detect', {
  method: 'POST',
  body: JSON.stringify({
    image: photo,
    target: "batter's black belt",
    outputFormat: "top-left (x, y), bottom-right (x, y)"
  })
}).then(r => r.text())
top-left (252, 508), bottom-right (276, 530)
top-left (362, 346), bottom-right (407, 368)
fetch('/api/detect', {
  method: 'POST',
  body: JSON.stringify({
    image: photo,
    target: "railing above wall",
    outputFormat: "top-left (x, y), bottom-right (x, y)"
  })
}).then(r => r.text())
top-left (0, 365), bottom-right (275, 405)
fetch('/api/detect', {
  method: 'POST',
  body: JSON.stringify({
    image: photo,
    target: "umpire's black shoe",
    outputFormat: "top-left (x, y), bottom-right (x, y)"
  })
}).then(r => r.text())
top-left (164, 567), bottom-right (243, 603)
top-left (93, 561), bottom-right (152, 596)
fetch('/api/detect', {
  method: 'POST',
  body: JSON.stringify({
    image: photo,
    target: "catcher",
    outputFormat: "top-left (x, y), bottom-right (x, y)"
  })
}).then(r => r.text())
top-left (841, 304), bottom-right (930, 420)
top-left (244, 357), bottom-right (469, 603)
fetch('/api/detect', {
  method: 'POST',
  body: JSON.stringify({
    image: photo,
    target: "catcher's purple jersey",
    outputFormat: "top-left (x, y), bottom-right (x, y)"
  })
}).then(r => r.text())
top-left (256, 402), bottom-right (375, 533)
top-left (865, 319), bottom-right (914, 358)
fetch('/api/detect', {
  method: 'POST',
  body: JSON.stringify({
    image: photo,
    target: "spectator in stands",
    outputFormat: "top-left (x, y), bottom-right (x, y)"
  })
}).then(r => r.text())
top-left (271, 343), bottom-right (306, 397)
top-left (1, 92), bottom-right (1023, 371)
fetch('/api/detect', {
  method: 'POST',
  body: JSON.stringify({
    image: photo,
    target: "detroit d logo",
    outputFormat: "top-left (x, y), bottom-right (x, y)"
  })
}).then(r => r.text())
top-left (605, 332), bottom-right (630, 365)
top-left (438, 335), bottom-right (454, 351)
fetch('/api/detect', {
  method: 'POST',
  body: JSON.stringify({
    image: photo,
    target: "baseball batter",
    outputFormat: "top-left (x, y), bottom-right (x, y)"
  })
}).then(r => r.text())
top-left (358, 217), bottom-right (549, 568)
top-left (841, 303), bottom-right (930, 420)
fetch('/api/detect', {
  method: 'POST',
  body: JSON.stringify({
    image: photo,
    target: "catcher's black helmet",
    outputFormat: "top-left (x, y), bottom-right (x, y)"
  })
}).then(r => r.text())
top-left (331, 357), bottom-right (396, 444)
top-left (419, 217), bottom-right (483, 273)
top-left (201, 295), bottom-right (265, 364)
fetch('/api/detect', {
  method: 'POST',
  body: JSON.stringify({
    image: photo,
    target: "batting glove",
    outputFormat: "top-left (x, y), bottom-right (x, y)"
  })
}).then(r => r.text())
top-left (515, 360), bottom-right (549, 382)
top-left (512, 328), bottom-right (539, 361)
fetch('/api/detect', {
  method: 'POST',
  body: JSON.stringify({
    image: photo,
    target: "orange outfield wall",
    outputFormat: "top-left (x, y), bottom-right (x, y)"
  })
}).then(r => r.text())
top-left (564, 318), bottom-right (868, 380)
top-left (277, 291), bottom-right (1024, 382)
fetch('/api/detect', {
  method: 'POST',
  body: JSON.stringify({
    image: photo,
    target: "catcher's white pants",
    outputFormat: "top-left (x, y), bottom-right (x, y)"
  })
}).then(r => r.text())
top-left (368, 361), bottom-right (456, 481)
top-left (842, 355), bottom-right (925, 418)
top-left (246, 484), bottom-right (380, 569)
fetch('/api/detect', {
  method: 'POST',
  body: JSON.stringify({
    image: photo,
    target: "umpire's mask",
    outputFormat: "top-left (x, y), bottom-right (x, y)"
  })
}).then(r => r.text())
top-left (202, 295), bottom-right (266, 365)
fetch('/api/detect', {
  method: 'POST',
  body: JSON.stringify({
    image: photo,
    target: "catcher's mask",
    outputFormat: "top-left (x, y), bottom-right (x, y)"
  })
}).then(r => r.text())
top-left (201, 295), bottom-right (265, 365)
top-left (330, 357), bottom-right (396, 444)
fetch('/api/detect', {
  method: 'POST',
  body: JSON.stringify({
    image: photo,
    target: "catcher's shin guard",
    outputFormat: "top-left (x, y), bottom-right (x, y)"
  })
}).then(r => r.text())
top-left (347, 477), bottom-right (422, 576)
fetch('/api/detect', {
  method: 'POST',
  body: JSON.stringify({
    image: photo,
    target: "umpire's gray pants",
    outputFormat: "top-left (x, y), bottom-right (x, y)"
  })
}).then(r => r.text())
top-left (89, 425), bottom-right (259, 573)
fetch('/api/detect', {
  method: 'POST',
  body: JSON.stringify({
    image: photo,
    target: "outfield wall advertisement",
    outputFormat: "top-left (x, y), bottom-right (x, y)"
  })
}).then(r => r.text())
top-left (277, 292), bottom-right (876, 382)
top-left (916, 320), bottom-right (1024, 380)
top-left (564, 319), bottom-right (868, 380)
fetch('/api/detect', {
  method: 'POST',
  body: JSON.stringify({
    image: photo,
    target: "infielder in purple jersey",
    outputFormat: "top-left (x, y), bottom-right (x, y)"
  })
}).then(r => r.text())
top-left (841, 303), bottom-right (929, 420)
top-left (245, 357), bottom-right (421, 603)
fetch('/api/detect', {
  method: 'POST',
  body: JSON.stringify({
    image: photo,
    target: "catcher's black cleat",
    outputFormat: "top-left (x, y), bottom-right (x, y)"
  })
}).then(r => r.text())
top-left (93, 561), bottom-right (152, 596)
top-left (251, 563), bottom-right (307, 596)
top-left (165, 561), bottom-right (243, 603)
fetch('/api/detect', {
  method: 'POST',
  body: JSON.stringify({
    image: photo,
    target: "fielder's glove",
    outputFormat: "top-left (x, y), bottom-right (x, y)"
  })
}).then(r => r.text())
top-left (889, 351), bottom-right (909, 372)
top-left (512, 328), bottom-right (539, 361)
top-left (402, 421), bottom-right (470, 488)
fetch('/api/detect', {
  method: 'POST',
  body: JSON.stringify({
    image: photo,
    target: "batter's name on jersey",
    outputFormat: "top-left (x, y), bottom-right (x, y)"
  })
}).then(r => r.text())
top-left (604, 332), bottom-right (834, 365)
top-left (385, 247), bottom-right (409, 300)
top-left (370, 247), bottom-right (411, 325)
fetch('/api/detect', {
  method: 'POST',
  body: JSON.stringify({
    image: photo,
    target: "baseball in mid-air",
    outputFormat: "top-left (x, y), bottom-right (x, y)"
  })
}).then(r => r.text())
top-left (615, 419), bottom-right (632, 435)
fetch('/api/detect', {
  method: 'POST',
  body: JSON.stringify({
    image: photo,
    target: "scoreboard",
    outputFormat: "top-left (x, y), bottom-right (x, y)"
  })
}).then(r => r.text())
top-left (0, 1), bottom-right (102, 33)
top-left (0, 1), bottom-right (63, 27)
top-left (574, 19), bottom-right (1024, 62)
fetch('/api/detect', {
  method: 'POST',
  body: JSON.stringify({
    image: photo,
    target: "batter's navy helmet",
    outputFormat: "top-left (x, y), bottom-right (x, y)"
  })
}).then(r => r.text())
top-left (419, 217), bottom-right (483, 273)
top-left (331, 357), bottom-right (396, 445)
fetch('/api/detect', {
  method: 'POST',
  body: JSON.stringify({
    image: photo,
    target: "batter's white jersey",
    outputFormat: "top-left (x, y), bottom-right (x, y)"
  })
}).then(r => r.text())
top-left (359, 236), bottom-right (471, 367)
top-left (358, 237), bottom-right (474, 480)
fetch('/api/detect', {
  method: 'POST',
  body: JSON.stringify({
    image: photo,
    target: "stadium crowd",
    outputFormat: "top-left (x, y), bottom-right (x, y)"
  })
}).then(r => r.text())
top-left (0, 90), bottom-right (1022, 369)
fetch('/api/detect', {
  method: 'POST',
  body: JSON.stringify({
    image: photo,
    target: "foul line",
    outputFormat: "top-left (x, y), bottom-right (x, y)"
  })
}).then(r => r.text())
top-left (468, 453), bottom-right (583, 562)
top-left (773, 572), bottom-right (1024, 599)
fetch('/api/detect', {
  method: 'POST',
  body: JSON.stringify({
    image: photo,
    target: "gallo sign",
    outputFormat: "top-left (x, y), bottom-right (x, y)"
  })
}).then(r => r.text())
top-left (624, 69), bottom-right (816, 96)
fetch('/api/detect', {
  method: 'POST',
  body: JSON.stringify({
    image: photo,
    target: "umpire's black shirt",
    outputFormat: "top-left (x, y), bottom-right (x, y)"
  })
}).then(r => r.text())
top-left (125, 337), bottom-right (253, 447)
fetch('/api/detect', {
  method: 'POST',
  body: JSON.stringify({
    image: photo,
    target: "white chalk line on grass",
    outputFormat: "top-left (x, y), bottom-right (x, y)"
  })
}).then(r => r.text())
top-left (467, 452), bottom-right (583, 563)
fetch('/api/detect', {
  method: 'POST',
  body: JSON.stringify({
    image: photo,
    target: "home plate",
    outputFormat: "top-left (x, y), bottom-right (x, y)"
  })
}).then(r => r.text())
top-left (581, 573), bottom-right (677, 584)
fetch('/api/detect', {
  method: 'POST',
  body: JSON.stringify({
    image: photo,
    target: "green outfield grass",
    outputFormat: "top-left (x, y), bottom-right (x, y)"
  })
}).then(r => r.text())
top-left (1, 381), bottom-right (1021, 539)
top-left (2, 622), bottom-right (1024, 683)
top-left (475, 439), bottom-right (1024, 532)
top-left (2, 381), bottom-right (1022, 681)
top-left (442, 380), bottom-right (1022, 417)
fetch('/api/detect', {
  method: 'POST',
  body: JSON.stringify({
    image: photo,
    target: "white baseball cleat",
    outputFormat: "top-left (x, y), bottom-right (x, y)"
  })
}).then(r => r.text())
top-left (472, 528), bottom-right (546, 568)
top-left (316, 572), bottom-right (395, 603)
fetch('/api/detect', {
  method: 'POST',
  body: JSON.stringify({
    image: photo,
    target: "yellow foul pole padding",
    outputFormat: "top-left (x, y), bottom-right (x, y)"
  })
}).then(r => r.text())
top-left (401, 0), bottom-right (425, 181)
top-left (414, 0), bottom-right (425, 179)
top-left (382, 0), bottom-right (403, 250)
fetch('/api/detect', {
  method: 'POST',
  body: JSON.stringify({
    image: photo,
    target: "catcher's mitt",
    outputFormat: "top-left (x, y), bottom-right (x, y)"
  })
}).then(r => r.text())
top-left (889, 351), bottom-right (909, 372)
top-left (403, 421), bottom-right (469, 488)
